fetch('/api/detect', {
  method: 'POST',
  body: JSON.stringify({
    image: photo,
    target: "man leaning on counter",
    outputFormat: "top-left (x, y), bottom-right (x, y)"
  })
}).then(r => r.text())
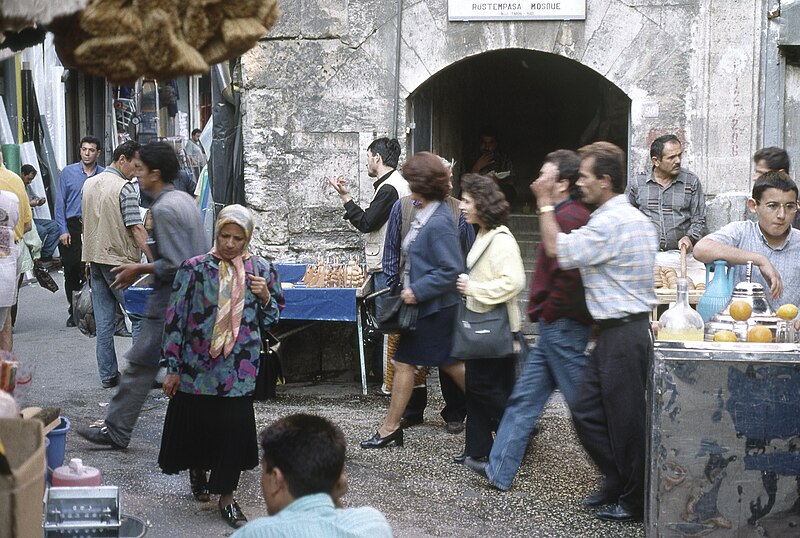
top-left (694, 171), bottom-right (800, 310)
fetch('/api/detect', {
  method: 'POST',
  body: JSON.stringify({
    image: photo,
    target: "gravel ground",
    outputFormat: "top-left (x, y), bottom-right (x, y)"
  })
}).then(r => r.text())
top-left (13, 276), bottom-right (646, 537)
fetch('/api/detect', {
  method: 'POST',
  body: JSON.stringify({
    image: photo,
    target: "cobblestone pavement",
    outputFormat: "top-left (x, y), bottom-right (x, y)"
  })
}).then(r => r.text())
top-left (13, 276), bottom-right (645, 537)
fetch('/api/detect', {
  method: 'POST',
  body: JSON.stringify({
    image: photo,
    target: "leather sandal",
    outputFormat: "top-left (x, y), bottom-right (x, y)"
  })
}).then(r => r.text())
top-left (189, 469), bottom-right (210, 502)
top-left (220, 499), bottom-right (248, 529)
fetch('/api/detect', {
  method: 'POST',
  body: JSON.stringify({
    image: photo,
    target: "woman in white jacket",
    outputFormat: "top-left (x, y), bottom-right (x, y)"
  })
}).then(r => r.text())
top-left (456, 174), bottom-right (526, 464)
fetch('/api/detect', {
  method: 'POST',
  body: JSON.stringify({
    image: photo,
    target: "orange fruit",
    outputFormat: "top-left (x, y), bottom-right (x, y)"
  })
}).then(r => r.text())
top-left (747, 325), bottom-right (772, 343)
top-left (729, 301), bottom-right (753, 321)
top-left (713, 330), bottom-right (737, 342)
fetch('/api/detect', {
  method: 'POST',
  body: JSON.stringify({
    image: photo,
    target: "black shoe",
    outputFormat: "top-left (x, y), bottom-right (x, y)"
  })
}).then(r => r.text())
top-left (219, 500), bottom-right (247, 529)
top-left (101, 375), bottom-right (120, 389)
top-left (66, 316), bottom-right (76, 327)
top-left (399, 416), bottom-right (423, 429)
top-left (452, 452), bottom-right (466, 464)
top-left (582, 490), bottom-right (617, 507)
top-left (77, 426), bottom-right (126, 449)
top-left (465, 456), bottom-right (488, 478)
top-left (189, 469), bottom-right (210, 502)
top-left (360, 429), bottom-right (404, 449)
top-left (114, 327), bottom-right (132, 337)
top-left (596, 504), bottom-right (642, 522)
top-left (446, 421), bottom-right (465, 434)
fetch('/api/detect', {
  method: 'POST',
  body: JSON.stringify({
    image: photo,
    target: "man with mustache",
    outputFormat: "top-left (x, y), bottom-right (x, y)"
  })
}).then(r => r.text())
top-left (627, 134), bottom-right (706, 255)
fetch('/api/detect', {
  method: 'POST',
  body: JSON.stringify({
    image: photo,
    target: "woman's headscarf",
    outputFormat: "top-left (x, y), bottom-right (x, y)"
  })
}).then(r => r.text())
top-left (209, 204), bottom-right (254, 359)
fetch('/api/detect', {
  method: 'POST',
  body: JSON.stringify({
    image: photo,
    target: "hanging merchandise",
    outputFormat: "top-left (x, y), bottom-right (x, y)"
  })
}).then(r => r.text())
top-left (48, 0), bottom-right (281, 83)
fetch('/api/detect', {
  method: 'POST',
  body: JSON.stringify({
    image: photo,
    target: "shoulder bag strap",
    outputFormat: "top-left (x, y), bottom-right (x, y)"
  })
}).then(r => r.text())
top-left (466, 230), bottom-right (509, 274)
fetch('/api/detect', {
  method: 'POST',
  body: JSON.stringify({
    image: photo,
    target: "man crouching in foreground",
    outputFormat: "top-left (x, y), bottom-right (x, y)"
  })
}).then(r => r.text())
top-left (232, 414), bottom-right (392, 537)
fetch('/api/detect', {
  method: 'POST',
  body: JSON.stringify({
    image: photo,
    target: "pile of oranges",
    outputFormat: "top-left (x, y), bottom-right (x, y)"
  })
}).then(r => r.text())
top-left (712, 301), bottom-right (797, 343)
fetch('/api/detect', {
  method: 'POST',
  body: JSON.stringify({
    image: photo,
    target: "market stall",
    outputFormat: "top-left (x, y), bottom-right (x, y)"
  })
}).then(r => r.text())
top-left (647, 340), bottom-right (800, 537)
top-left (274, 263), bottom-right (373, 395)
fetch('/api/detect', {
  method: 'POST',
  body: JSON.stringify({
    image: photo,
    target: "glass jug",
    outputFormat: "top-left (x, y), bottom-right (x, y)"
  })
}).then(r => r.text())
top-left (658, 278), bottom-right (705, 341)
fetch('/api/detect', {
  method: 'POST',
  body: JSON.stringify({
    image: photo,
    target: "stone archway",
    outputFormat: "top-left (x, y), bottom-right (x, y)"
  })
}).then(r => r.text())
top-left (407, 48), bottom-right (630, 209)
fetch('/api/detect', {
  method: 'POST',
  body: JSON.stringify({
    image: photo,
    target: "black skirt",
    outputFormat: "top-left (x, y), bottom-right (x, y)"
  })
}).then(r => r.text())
top-left (394, 304), bottom-right (458, 367)
top-left (158, 391), bottom-right (258, 490)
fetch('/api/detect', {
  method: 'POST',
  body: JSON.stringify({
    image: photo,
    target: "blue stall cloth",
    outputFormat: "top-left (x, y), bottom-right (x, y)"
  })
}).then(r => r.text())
top-left (275, 263), bottom-right (363, 322)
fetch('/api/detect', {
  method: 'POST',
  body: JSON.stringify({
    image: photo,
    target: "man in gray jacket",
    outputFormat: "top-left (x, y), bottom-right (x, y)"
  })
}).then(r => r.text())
top-left (78, 142), bottom-right (208, 449)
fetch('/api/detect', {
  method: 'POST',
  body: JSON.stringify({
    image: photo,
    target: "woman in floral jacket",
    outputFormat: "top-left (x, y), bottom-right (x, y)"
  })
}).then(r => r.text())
top-left (158, 204), bottom-right (283, 529)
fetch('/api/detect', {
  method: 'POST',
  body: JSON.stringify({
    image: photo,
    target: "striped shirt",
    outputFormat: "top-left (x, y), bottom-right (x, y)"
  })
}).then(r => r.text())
top-left (627, 168), bottom-right (706, 250)
top-left (703, 220), bottom-right (800, 309)
top-left (231, 493), bottom-right (392, 538)
top-left (103, 166), bottom-right (142, 227)
top-left (556, 194), bottom-right (658, 320)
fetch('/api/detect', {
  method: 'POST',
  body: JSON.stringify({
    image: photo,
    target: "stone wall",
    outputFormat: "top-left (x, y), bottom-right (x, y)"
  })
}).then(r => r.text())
top-left (240, 0), bottom-right (768, 377)
top-left (242, 0), bottom-right (766, 261)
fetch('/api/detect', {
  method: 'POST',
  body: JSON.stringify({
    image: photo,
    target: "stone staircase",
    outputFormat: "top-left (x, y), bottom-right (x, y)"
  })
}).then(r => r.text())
top-left (507, 213), bottom-right (540, 339)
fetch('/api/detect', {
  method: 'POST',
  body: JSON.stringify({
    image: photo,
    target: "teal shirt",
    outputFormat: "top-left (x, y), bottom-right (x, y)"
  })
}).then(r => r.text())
top-left (231, 493), bottom-right (392, 538)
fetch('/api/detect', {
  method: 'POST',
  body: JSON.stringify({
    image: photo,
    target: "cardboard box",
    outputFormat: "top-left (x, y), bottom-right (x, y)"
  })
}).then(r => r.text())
top-left (0, 418), bottom-right (45, 538)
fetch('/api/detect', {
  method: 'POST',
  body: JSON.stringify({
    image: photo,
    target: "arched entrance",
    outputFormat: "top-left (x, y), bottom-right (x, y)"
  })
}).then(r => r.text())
top-left (408, 48), bottom-right (630, 210)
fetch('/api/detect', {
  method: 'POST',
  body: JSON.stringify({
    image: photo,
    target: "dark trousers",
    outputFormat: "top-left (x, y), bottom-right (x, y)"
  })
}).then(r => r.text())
top-left (571, 318), bottom-right (652, 515)
top-left (62, 217), bottom-right (84, 317)
top-left (464, 356), bottom-right (515, 458)
top-left (403, 369), bottom-right (467, 423)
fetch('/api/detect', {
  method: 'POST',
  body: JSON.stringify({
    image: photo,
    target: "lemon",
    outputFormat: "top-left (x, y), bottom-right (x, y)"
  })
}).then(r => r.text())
top-left (747, 325), bottom-right (772, 343)
top-left (713, 330), bottom-right (737, 342)
top-left (777, 303), bottom-right (799, 321)
top-left (729, 301), bottom-right (753, 321)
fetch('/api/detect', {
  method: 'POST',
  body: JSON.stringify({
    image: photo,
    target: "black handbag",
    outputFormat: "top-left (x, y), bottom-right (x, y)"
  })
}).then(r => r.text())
top-left (376, 285), bottom-right (418, 333)
top-left (450, 231), bottom-right (515, 360)
top-left (254, 330), bottom-right (284, 401)
top-left (252, 259), bottom-right (284, 400)
top-left (451, 300), bottom-right (513, 359)
top-left (33, 259), bottom-right (59, 293)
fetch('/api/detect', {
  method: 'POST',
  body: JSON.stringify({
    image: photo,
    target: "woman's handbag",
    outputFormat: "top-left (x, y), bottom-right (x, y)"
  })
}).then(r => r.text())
top-left (450, 230), bottom-right (515, 360)
top-left (254, 330), bottom-right (284, 401)
top-left (252, 259), bottom-right (285, 400)
top-left (451, 300), bottom-right (513, 359)
top-left (377, 285), bottom-right (418, 333)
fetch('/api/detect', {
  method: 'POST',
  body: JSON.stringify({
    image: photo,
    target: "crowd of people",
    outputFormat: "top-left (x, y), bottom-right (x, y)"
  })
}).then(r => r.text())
top-left (3, 127), bottom-right (798, 534)
top-left (327, 134), bottom-right (800, 527)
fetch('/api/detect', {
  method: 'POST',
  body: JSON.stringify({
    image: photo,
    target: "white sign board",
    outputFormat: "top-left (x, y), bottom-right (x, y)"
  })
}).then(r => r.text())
top-left (449, 0), bottom-right (586, 21)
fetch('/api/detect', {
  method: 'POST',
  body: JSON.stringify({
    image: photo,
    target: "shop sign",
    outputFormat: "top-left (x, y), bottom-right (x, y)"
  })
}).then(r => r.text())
top-left (448, 0), bottom-right (586, 21)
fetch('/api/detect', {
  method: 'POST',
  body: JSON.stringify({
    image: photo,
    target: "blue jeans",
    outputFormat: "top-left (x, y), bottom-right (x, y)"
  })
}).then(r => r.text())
top-left (34, 218), bottom-right (60, 258)
top-left (486, 318), bottom-right (591, 490)
top-left (91, 264), bottom-right (140, 382)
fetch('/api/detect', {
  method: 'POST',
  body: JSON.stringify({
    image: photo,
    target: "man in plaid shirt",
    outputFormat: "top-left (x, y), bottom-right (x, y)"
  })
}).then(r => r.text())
top-left (533, 141), bottom-right (657, 523)
top-left (627, 134), bottom-right (706, 284)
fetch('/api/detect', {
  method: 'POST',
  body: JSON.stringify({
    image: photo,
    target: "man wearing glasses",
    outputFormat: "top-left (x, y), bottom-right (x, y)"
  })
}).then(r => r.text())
top-left (695, 171), bottom-right (800, 309)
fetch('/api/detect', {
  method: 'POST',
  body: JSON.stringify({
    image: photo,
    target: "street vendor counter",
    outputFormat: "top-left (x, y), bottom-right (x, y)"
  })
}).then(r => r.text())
top-left (648, 341), bottom-right (800, 537)
top-left (275, 263), bottom-right (373, 395)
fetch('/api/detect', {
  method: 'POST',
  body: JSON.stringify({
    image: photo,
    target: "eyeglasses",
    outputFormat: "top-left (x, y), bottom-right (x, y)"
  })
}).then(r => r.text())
top-left (757, 201), bottom-right (799, 213)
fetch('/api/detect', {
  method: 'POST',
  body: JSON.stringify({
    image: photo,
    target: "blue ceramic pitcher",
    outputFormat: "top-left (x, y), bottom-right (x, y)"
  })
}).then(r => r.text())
top-left (697, 260), bottom-right (734, 322)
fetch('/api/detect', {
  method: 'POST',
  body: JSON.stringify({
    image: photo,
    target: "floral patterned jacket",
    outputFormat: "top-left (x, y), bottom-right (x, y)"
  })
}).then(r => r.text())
top-left (161, 253), bottom-right (284, 397)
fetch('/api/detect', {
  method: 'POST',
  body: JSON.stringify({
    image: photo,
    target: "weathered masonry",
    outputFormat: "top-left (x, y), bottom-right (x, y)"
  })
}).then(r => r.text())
top-left (241, 1), bottom-right (799, 260)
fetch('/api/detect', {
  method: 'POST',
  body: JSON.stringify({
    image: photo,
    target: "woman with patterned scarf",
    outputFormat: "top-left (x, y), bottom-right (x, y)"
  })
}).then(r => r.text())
top-left (158, 204), bottom-right (284, 529)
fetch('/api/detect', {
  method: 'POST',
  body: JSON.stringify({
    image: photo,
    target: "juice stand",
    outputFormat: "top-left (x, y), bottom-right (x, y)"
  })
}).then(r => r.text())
top-left (647, 340), bottom-right (800, 537)
top-left (648, 259), bottom-right (800, 536)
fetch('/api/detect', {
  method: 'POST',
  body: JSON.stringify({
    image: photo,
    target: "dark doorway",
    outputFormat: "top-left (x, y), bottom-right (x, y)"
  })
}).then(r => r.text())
top-left (409, 48), bottom-right (630, 210)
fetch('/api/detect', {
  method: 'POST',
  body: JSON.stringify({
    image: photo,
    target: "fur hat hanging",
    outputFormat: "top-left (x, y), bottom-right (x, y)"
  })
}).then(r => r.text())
top-left (49, 0), bottom-right (280, 83)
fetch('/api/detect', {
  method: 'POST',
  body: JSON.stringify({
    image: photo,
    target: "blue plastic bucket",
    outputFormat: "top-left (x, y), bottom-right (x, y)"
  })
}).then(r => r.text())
top-left (46, 416), bottom-right (71, 481)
